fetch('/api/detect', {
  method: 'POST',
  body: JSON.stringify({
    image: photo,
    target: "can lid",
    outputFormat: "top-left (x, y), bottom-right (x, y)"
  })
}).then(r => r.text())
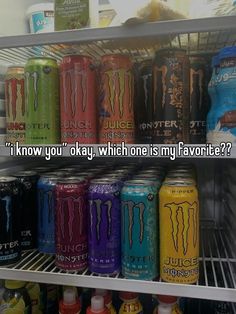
top-left (39, 172), bottom-right (61, 179)
top-left (124, 179), bottom-right (155, 186)
top-left (90, 178), bottom-right (118, 184)
top-left (157, 295), bottom-right (178, 304)
top-left (57, 177), bottom-right (86, 184)
top-left (219, 46), bottom-right (236, 61)
top-left (155, 48), bottom-right (187, 57)
top-left (119, 292), bottom-right (138, 301)
top-left (0, 176), bottom-right (17, 183)
top-left (15, 170), bottom-right (38, 177)
top-left (163, 179), bottom-right (194, 186)
top-left (5, 280), bottom-right (26, 290)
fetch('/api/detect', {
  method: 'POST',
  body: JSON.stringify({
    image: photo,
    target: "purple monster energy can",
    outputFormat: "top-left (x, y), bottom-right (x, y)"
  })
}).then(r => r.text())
top-left (88, 178), bottom-right (122, 275)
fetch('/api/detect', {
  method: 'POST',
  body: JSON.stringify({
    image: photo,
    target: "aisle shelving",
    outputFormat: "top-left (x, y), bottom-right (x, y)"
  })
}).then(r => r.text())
top-left (0, 226), bottom-right (235, 302)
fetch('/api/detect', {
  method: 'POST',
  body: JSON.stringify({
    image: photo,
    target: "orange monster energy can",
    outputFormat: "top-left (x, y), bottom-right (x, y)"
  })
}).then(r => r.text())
top-left (99, 54), bottom-right (135, 144)
top-left (159, 179), bottom-right (199, 284)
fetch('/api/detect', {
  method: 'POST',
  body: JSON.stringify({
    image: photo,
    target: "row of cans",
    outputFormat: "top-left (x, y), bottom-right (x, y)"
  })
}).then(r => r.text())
top-left (5, 49), bottom-right (210, 145)
top-left (0, 161), bottom-right (199, 285)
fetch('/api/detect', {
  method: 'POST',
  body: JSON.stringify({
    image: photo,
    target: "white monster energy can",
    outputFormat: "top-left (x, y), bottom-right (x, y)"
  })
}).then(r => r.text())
top-left (159, 179), bottom-right (199, 284)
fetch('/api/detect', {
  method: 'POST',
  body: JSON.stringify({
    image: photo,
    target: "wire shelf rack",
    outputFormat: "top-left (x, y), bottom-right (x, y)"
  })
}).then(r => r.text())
top-left (0, 226), bottom-right (235, 302)
top-left (0, 16), bottom-right (236, 64)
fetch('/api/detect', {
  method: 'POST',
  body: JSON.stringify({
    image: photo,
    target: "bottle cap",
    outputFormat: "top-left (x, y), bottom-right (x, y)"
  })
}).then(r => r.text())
top-left (158, 304), bottom-right (172, 314)
top-left (219, 46), bottom-right (236, 61)
top-left (157, 295), bottom-right (178, 304)
top-left (211, 55), bottom-right (220, 68)
top-left (5, 280), bottom-right (26, 290)
top-left (95, 289), bottom-right (111, 305)
top-left (91, 296), bottom-right (104, 311)
top-left (63, 288), bottom-right (76, 305)
top-left (119, 291), bottom-right (138, 301)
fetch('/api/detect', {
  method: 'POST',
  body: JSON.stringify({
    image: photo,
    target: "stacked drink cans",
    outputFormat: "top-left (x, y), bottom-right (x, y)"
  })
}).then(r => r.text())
top-left (0, 161), bottom-right (199, 286)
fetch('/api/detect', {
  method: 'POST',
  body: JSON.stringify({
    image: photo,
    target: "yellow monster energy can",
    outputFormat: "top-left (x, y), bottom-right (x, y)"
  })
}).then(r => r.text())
top-left (159, 179), bottom-right (199, 284)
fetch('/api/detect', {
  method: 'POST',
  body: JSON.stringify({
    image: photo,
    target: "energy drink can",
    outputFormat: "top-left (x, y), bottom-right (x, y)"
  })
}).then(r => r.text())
top-left (14, 171), bottom-right (39, 250)
top-left (0, 177), bottom-right (21, 266)
top-left (189, 56), bottom-right (211, 144)
top-left (88, 178), bottom-right (122, 275)
top-left (159, 179), bottom-right (199, 284)
top-left (55, 177), bottom-right (88, 271)
top-left (99, 54), bottom-right (135, 144)
top-left (25, 57), bottom-right (60, 144)
top-left (37, 174), bottom-right (59, 254)
top-left (153, 48), bottom-right (190, 144)
top-left (134, 60), bottom-right (153, 144)
top-left (5, 66), bottom-right (25, 144)
top-left (60, 55), bottom-right (97, 144)
top-left (119, 292), bottom-right (143, 314)
top-left (121, 180), bottom-right (158, 280)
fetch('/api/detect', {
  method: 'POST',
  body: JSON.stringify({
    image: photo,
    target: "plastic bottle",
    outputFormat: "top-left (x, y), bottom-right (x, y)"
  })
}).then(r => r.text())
top-left (207, 54), bottom-right (221, 143)
top-left (0, 280), bottom-right (32, 313)
top-left (94, 289), bottom-right (116, 314)
top-left (158, 304), bottom-right (172, 314)
top-left (153, 296), bottom-right (182, 314)
top-left (86, 296), bottom-right (109, 314)
top-left (59, 288), bottom-right (81, 314)
top-left (119, 292), bottom-right (143, 314)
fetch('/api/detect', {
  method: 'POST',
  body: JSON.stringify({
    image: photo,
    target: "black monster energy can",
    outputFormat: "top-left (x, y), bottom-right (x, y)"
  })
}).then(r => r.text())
top-left (14, 171), bottom-right (39, 250)
top-left (134, 60), bottom-right (153, 143)
top-left (189, 56), bottom-right (211, 144)
top-left (0, 177), bottom-right (21, 265)
top-left (153, 48), bottom-right (190, 144)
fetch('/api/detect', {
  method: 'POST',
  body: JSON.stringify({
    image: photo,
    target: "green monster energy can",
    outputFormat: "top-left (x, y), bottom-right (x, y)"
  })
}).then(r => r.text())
top-left (25, 57), bottom-right (60, 144)
top-left (121, 179), bottom-right (158, 280)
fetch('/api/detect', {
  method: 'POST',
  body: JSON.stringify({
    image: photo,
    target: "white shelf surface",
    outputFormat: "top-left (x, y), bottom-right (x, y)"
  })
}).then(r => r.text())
top-left (0, 227), bottom-right (235, 302)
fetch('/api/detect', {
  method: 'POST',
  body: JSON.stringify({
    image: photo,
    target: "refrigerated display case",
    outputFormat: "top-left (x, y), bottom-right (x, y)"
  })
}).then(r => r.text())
top-left (0, 11), bottom-right (235, 313)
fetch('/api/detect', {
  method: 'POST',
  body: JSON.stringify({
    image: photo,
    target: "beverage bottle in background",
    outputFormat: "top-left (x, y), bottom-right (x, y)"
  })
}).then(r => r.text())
top-left (153, 296), bottom-right (182, 314)
top-left (40, 284), bottom-right (59, 314)
top-left (25, 282), bottom-right (42, 314)
top-left (0, 280), bottom-right (32, 313)
top-left (119, 292), bottom-right (143, 314)
top-left (86, 296), bottom-right (109, 314)
top-left (94, 289), bottom-right (116, 314)
top-left (59, 287), bottom-right (81, 314)
top-left (157, 304), bottom-right (172, 314)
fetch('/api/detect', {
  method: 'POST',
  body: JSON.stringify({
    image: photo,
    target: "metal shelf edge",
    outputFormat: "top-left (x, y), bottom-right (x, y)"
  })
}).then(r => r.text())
top-left (0, 16), bottom-right (236, 49)
top-left (0, 269), bottom-right (235, 302)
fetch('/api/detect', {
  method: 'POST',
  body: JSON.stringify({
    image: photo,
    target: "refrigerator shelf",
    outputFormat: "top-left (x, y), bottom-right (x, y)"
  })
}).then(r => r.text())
top-left (0, 226), bottom-right (235, 302)
top-left (0, 16), bottom-right (236, 64)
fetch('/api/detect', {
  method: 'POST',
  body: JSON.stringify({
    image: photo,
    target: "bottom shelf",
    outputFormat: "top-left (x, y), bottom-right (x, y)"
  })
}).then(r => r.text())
top-left (0, 227), bottom-right (235, 302)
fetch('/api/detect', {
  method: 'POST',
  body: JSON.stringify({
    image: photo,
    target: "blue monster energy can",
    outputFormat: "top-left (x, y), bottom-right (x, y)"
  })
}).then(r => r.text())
top-left (37, 173), bottom-right (59, 254)
top-left (121, 179), bottom-right (158, 280)
top-left (88, 178), bottom-right (122, 275)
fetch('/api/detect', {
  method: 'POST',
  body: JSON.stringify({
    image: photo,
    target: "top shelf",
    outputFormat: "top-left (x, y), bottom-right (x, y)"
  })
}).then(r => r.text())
top-left (1, 16), bottom-right (236, 64)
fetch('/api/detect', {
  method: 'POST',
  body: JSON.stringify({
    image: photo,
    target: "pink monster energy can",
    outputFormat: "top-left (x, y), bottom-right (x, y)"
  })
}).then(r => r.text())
top-left (55, 177), bottom-right (88, 272)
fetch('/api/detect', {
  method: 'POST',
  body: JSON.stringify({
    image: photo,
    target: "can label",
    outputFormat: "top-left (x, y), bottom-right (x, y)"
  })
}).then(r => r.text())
top-left (55, 191), bottom-right (88, 271)
top-left (119, 301), bottom-right (143, 314)
top-left (88, 184), bottom-right (121, 274)
top-left (121, 186), bottom-right (157, 280)
top-left (99, 56), bottom-right (135, 144)
top-left (160, 185), bottom-right (199, 284)
top-left (25, 59), bottom-right (60, 144)
top-left (38, 182), bottom-right (56, 254)
top-left (60, 56), bottom-right (97, 144)
top-left (5, 71), bottom-right (25, 144)
top-left (190, 57), bottom-right (210, 144)
top-left (55, 0), bottom-right (89, 31)
top-left (31, 11), bottom-right (54, 33)
top-left (153, 51), bottom-right (190, 144)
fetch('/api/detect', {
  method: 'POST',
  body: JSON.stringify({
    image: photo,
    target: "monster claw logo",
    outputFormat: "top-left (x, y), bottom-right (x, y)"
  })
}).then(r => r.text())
top-left (57, 196), bottom-right (84, 242)
top-left (122, 201), bottom-right (145, 248)
top-left (6, 77), bottom-right (25, 120)
top-left (0, 197), bottom-right (11, 234)
top-left (165, 201), bottom-right (198, 255)
top-left (61, 67), bottom-right (87, 118)
top-left (190, 69), bottom-right (204, 112)
top-left (39, 189), bottom-right (54, 228)
top-left (90, 199), bottom-right (113, 242)
top-left (153, 65), bottom-right (168, 113)
top-left (25, 71), bottom-right (40, 113)
top-left (103, 69), bottom-right (133, 119)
